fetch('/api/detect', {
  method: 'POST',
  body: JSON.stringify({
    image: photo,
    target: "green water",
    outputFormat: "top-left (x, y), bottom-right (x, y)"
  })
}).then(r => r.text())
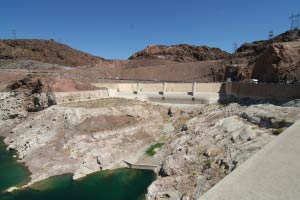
top-left (0, 137), bottom-right (29, 192)
top-left (0, 138), bottom-right (155, 200)
top-left (0, 169), bottom-right (155, 200)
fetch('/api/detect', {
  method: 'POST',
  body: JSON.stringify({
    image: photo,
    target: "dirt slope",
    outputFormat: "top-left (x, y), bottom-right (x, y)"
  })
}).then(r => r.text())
top-left (0, 39), bottom-right (105, 67)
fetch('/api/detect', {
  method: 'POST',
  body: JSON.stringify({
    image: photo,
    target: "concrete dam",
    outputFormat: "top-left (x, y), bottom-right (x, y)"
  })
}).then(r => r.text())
top-left (49, 81), bottom-right (300, 105)
top-left (94, 81), bottom-right (300, 104)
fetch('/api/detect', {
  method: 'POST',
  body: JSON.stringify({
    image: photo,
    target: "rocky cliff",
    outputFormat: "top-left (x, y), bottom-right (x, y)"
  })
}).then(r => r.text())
top-left (129, 44), bottom-right (231, 62)
top-left (147, 103), bottom-right (300, 200)
top-left (236, 29), bottom-right (300, 57)
top-left (214, 29), bottom-right (300, 83)
top-left (252, 43), bottom-right (300, 83)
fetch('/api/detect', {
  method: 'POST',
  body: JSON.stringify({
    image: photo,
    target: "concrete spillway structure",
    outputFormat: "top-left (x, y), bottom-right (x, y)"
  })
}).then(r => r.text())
top-left (93, 82), bottom-right (224, 104)
top-left (42, 82), bottom-right (300, 105)
top-left (122, 160), bottom-right (159, 171)
top-left (92, 82), bottom-right (300, 105)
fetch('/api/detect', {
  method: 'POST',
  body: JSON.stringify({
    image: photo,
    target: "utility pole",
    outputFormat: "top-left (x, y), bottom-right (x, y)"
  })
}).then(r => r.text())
top-left (268, 30), bottom-right (274, 40)
top-left (289, 12), bottom-right (300, 30)
top-left (9, 29), bottom-right (16, 39)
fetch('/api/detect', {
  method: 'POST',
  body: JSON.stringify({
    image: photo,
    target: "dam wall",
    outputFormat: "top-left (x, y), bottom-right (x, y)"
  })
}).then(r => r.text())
top-left (53, 89), bottom-right (109, 104)
top-left (93, 82), bottom-right (300, 104)
top-left (228, 82), bottom-right (300, 101)
top-left (92, 82), bottom-right (224, 104)
top-left (92, 82), bottom-right (223, 94)
top-left (1, 82), bottom-right (299, 105)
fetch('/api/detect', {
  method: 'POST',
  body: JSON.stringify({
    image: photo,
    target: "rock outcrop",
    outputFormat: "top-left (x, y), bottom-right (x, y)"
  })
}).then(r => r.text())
top-left (146, 103), bottom-right (300, 200)
top-left (212, 29), bottom-right (300, 83)
top-left (236, 29), bottom-right (300, 57)
top-left (129, 44), bottom-right (231, 62)
top-left (1, 98), bottom-right (165, 185)
top-left (252, 43), bottom-right (300, 83)
top-left (0, 92), bottom-right (27, 120)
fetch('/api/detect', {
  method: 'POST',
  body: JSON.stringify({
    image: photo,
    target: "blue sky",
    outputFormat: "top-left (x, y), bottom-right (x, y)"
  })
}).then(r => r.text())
top-left (1, 0), bottom-right (299, 59)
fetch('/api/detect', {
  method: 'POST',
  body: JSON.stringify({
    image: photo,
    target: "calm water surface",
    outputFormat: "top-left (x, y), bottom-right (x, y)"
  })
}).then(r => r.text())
top-left (0, 138), bottom-right (155, 200)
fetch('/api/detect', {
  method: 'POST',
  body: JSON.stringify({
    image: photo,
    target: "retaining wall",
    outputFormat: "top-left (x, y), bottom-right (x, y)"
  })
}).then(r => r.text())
top-left (229, 83), bottom-right (300, 100)
top-left (142, 83), bottom-right (163, 92)
top-left (195, 83), bottom-right (223, 93)
top-left (51, 82), bottom-right (300, 105)
top-left (93, 82), bottom-right (223, 94)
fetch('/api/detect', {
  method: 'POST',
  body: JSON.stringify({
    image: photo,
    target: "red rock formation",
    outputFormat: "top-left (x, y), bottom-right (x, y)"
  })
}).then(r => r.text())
top-left (252, 43), bottom-right (300, 83)
top-left (129, 44), bottom-right (231, 62)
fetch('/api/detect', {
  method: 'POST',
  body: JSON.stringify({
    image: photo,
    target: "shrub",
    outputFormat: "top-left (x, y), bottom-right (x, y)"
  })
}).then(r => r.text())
top-left (273, 128), bottom-right (284, 135)
top-left (146, 143), bottom-right (164, 156)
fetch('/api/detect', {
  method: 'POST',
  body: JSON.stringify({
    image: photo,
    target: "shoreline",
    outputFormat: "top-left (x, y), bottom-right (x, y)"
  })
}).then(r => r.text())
top-left (0, 137), bottom-right (31, 193)
top-left (3, 137), bottom-right (160, 193)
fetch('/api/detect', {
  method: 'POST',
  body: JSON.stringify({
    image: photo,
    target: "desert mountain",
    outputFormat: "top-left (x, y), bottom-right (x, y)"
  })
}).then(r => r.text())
top-left (0, 39), bottom-right (105, 67)
top-left (1, 30), bottom-right (300, 84)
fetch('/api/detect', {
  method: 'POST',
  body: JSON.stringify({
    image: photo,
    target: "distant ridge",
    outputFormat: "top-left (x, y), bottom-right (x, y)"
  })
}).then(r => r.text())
top-left (129, 44), bottom-right (231, 62)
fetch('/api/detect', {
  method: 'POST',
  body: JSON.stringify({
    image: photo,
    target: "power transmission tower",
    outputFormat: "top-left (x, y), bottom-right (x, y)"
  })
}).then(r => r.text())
top-left (268, 30), bottom-right (274, 39)
top-left (233, 43), bottom-right (238, 53)
top-left (289, 13), bottom-right (300, 30)
top-left (9, 29), bottom-right (16, 39)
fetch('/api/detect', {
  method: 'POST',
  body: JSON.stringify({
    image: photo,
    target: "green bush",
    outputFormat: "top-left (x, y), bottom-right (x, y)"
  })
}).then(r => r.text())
top-left (146, 143), bottom-right (164, 156)
top-left (273, 128), bottom-right (284, 135)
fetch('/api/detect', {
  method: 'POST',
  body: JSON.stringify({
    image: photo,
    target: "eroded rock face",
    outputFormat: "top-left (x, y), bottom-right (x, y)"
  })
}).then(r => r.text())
top-left (0, 92), bottom-right (27, 120)
top-left (146, 104), bottom-right (300, 200)
top-left (2, 99), bottom-right (164, 185)
top-left (239, 104), bottom-right (299, 128)
top-left (215, 29), bottom-right (300, 83)
top-left (252, 43), bottom-right (300, 83)
top-left (236, 29), bottom-right (300, 57)
top-left (129, 44), bottom-right (231, 62)
top-left (1, 90), bottom-right (300, 198)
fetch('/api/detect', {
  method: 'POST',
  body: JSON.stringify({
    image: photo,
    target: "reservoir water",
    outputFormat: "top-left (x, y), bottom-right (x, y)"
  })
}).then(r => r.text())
top-left (0, 137), bottom-right (29, 192)
top-left (0, 138), bottom-right (155, 200)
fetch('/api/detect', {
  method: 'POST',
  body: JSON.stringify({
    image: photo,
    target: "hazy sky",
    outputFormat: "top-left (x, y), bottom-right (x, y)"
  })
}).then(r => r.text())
top-left (1, 0), bottom-right (300, 59)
